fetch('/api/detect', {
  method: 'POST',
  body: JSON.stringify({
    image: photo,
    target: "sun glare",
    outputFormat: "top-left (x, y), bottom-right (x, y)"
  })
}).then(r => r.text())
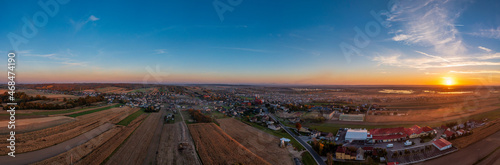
top-left (443, 77), bottom-right (456, 86)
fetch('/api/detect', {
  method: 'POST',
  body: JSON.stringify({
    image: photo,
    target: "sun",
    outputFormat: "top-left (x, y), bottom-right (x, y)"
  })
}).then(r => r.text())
top-left (442, 77), bottom-right (456, 86)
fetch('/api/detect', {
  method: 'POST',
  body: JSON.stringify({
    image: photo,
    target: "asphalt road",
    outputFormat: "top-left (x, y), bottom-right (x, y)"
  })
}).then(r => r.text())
top-left (0, 123), bottom-right (114, 165)
top-left (422, 130), bottom-right (500, 165)
top-left (269, 114), bottom-right (326, 165)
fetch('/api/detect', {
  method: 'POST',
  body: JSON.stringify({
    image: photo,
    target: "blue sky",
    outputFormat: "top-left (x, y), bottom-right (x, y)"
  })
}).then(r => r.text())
top-left (1, 0), bottom-right (499, 85)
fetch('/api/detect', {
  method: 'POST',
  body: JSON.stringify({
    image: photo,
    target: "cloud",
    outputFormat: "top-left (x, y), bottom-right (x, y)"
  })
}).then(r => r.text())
top-left (450, 70), bottom-right (500, 74)
top-left (388, 0), bottom-right (466, 56)
top-left (469, 27), bottom-right (500, 39)
top-left (217, 47), bottom-right (269, 53)
top-left (478, 46), bottom-right (492, 52)
top-left (154, 49), bottom-right (167, 54)
top-left (70, 15), bottom-right (100, 32)
top-left (88, 15), bottom-right (100, 21)
top-left (372, 51), bottom-right (500, 69)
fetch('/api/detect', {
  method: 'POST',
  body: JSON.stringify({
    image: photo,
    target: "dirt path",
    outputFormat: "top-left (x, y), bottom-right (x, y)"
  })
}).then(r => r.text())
top-left (0, 123), bottom-right (113, 165)
top-left (142, 109), bottom-right (166, 165)
top-left (157, 122), bottom-right (201, 165)
top-left (217, 118), bottom-right (294, 165)
top-left (105, 110), bottom-right (164, 165)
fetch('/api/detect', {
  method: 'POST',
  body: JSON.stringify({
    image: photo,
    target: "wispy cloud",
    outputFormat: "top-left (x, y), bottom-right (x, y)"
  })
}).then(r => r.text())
top-left (372, 52), bottom-right (500, 69)
top-left (478, 46), bottom-right (492, 52)
top-left (469, 27), bottom-right (500, 39)
top-left (154, 49), bottom-right (167, 54)
top-left (217, 47), bottom-right (269, 53)
top-left (388, 0), bottom-right (466, 56)
top-left (450, 70), bottom-right (500, 74)
top-left (70, 15), bottom-right (100, 32)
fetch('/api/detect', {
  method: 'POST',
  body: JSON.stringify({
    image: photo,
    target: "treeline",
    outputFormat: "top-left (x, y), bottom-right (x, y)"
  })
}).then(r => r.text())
top-left (0, 92), bottom-right (51, 103)
top-left (187, 109), bottom-right (212, 123)
top-left (2, 94), bottom-right (105, 110)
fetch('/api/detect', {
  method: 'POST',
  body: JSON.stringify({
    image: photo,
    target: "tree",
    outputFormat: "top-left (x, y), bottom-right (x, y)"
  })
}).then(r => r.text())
top-left (295, 122), bottom-right (302, 131)
top-left (326, 153), bottom-right (333, 165)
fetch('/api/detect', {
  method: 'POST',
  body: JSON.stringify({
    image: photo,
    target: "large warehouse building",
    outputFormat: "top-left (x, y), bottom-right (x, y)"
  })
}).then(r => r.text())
top-left (345, 129), bottom-right (370, 141)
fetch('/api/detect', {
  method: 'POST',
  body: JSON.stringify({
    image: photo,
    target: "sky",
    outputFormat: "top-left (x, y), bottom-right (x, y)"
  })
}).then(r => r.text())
top-left (1, 0), bottom-right (500, 85)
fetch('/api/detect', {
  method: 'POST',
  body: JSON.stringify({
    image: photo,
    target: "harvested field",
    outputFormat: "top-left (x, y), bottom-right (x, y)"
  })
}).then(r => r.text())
top-left (32, 126), bottom-right (122, 165)
top-left (105, 110), bottom-right (164, 165)
top-left (0, 106), bottom-right (138, 155)
top-left (95, 87), bottom-right (133, 94)
top-left (189, 123), bottom-right (271, 165)
top-left (18, 89), bottom-right (79, 99)
top-left (75, 114), bottom-right (147, 165)
top-left (157, 122), bottom-right (201, 165)
top-left (451, 118), bottom-right (500, 148)
top-left (0, 116), bottom-right (75, 134)
top-left (365, 96), bottom-right (500, 123)
top-left (217, 118), bottom-right (293, 165)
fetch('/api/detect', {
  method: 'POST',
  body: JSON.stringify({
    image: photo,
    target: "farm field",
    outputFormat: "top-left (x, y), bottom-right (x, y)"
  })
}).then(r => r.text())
top-left (365, 94), bottom-right (500, 123)
top-left (95, 87), bottom-right (133, 94)
top-left (217, 118), bottom-right (294, 165)
top-left (451, 118), bottom-right (500, 149)
top-left (18, 89), bottom-right (80, 99)
top-left (0, 116), bottom-right (74, 134)
top-left (188, 123), bottom-right (271, 165)
top-left (157, 122), bottom-right (201, 165)
top-left (76, 114), bottom-right (147, 165)
top-left (32, 126), bottom-right (123, 165)
top-left (104, 110), bottom-right (165, 165)
top-left (0, 106), bottom-right (138, 155)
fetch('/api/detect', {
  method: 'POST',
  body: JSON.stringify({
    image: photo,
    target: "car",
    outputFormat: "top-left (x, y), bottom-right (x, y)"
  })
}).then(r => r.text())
top-left (335, 137), bottom-right (339, 141)
top-left (387, 144), bottom-right (394, 148)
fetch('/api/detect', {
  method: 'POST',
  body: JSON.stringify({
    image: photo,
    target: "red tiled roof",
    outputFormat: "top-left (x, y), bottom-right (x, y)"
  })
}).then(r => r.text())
top-left (336, 147), bottom-right (345, 153)
top-left (405, 125), bottom-right (423, 135)
top-left (362, 147), bottom-right (373, 151)
top-left (387, 162), bottom-right (399, 165)
top-left (371, 134), bottom-right (406, 140)
top-left (433, 138), bottom-right (452, 149)
top-left (422, 126), bottom-right (433, 132)
top-left (369, 127), bottom-right (405, 135)
top-left (444, 130), bottom-right (454, 137)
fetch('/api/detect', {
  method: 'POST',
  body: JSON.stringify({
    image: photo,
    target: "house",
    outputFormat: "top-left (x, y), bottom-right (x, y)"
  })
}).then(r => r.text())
top-left (345, 129), bottom-right (369, 141)
top-left (456, 129), bottom-right (465, 136)
top-left (442, 130), bottom-right (455, 138)
top-left (387, 162), bottom-right (399, 165)
top-left (405, 125), bottom-right (424, 138)
top-left (280, 138), bottom-right (291, 148)
top-left (325, 132), bottom-right (335, 141)
top-left (356, 147), bottom-right (365, 160)
top-left (370, 127), bottom-right (406, 142)
top-left (441, 125), bottom-right (451, 131)
top-left (268, 124), bottom-right (281, 131)
top-left (336, 147), bottom-right (356, 160)
top-left (433, 138), bottom-right (452, 151)
top-left (422, 126), bottom-right (434, 134)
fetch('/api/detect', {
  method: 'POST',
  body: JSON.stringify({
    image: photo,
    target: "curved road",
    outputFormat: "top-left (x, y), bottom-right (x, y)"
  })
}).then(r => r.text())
top-left (0, 123), bottom-right (114, 165)
top-left (269, 114), bottom-right (326, 165)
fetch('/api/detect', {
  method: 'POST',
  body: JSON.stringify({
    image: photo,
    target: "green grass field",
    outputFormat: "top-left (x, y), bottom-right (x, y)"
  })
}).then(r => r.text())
top-left (68, 104), bottom-right (122, 117)
top-left (208, 111), bottom-right (228, 119)
top-left (117, 109), bottom-right (145, 126)
top-left (301, 152), bottom-right (316, 165)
